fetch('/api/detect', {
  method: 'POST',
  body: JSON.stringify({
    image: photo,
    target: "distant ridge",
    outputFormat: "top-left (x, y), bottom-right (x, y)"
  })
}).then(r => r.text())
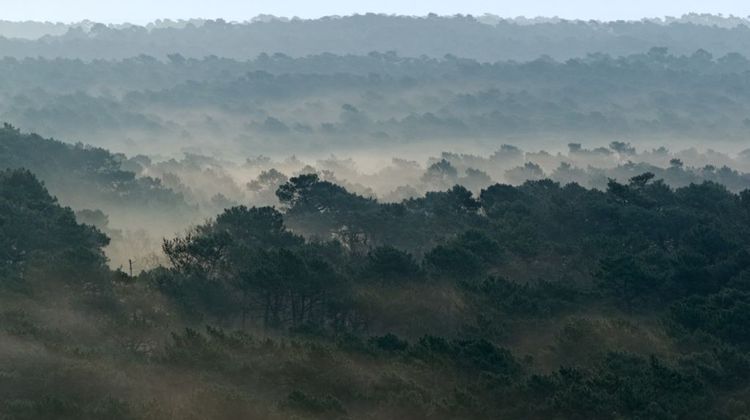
top-left (3, 14), bottom-right (750, 61)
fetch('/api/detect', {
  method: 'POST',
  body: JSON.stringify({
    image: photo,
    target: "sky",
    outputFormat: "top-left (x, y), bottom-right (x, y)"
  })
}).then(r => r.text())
top-left (3, 0), bottom-right (750, 24)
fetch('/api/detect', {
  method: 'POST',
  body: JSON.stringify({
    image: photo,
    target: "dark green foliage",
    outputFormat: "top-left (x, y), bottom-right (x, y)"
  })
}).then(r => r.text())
top-left (214, 205), bottom-right (303, 249)
top-left (160, 205), bottom-right (353, 329)
top-left (424, 243), bottom-right (484, 279)
top-left (0, 125), bottom-right (186, 213)
top-left (597, 255), bottom-right (659, 310)
top-left (528, 353), bottom-right (710, 419)
top-left (365, 246), bottom-right (421, 283)
top-left (369, 333), bottom-right (409, 352)
top-left (279, 174), bottom-right (482, 253)
top-left (0, 168), bottom-right (108, 284)
top-left (469, 276), bottom-right (580, 317)
top-left (5, 158), bottom-right (750, 419)
top-left (277, 173), bottom-right (375, 216)
top-left (679, 347), bottom-right (750, 390)
top-left (416, 337), bottom-right (520, 379)
top-left (670, 289), bottom-right (750, 348)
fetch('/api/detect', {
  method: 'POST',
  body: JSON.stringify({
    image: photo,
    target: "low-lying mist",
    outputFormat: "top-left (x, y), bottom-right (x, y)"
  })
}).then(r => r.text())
top-left (76, 139), bottom-right (750, 271)
top-left (7, 13), bottom-right (750, 420)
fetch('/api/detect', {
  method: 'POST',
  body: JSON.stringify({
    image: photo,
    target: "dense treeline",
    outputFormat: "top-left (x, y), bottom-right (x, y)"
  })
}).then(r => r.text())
top-left (5, 12), bottom-right (750, 419)
top-left (436, 144), bottom-right (750, 192)
top-left (0, 124), bottom-right (191, 231)
top-left (4, 47), bottom-right (750, 95)
top-left (8, 49), bottom-right (750, 152)
top-left (159, 171), bottom-right (750, 322)
top-left (6, 14), bottom-right (750, 61)
top-left (5, 123), bottom-right (750, 271)
top-left (0, 124), bottom-right (183, 209)
top-left (153, 140), bottom-right (750, 214)
top-left (126, 171), bottom-right (750, 418)
top-left (0, 168), bottom-right (109, 285)
top-left (3, 156), bottom-right (750, 418)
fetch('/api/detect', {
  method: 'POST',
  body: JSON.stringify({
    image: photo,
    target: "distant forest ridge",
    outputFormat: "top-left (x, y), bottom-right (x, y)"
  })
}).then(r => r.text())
top-left (5, 48), bottom-right (750, 153)
top-left (5, 14), bottom-right (750, 60)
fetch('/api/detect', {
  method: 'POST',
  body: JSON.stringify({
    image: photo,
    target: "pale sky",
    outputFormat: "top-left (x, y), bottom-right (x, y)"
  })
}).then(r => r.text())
top-left (3, 0), bottom-right (750, 24)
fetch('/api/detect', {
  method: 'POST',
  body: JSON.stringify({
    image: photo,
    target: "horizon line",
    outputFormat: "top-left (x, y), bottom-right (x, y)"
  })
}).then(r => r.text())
top-left (3, 12), bottom-right (750, 26)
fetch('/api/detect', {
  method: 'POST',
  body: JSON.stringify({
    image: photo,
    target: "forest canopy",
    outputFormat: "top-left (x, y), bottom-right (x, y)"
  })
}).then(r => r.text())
top-left (4, 14), bottom-right (750, 61)
top-left (5, 48), bottom-right (750, 154)
top-left (3, 151), bottom-right (750, 418)
top-left (3, 11), bottom-right (750, 420)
